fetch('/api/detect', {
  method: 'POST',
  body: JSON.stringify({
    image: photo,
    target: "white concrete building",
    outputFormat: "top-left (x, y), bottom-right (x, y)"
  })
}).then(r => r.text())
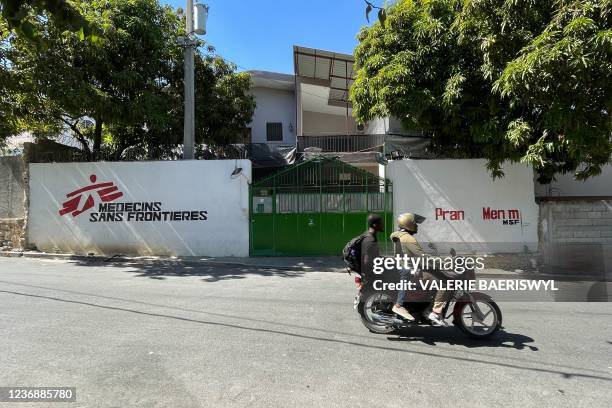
top-left (246, 46), bottom-right (423, 176)
top-left (247, 71), bottom-right (297, 145)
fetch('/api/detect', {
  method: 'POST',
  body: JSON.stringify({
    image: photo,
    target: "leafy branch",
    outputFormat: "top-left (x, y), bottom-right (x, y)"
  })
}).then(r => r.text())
top-left (351, 0), bottom-right (612, 182)
top-left (0, 0), bottom-right (93, 41)
top-left (364, 0), bottom-right (387, 25)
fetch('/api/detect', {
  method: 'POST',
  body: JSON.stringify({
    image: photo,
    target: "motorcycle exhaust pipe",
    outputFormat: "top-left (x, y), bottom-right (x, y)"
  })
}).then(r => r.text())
top-left (371, 314), bottom-right (404, 325)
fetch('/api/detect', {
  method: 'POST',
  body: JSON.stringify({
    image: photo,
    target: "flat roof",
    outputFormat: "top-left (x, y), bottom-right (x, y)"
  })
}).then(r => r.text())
top-left (248, 70), bottom-right (295, 91)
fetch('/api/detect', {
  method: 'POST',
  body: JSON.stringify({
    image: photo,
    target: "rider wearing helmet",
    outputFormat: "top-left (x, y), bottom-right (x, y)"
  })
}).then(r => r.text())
top-left (390, 212), bottom-right (449, 327)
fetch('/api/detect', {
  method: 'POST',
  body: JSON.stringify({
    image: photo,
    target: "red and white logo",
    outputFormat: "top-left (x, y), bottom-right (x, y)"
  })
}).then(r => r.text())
top-left (59, 174), bottom-right (124, 217)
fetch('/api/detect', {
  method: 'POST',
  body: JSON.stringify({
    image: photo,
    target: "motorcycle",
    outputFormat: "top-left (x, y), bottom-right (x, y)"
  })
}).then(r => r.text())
top-left (352, 249), bottom-right (503, 339)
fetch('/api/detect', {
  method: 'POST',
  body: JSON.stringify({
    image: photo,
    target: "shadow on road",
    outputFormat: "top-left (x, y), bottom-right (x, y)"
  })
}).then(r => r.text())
top-left (2, 287), bottom-right (611, 383)
top-left (66, 259), bottom-right (307, 282)
top-left (388, 328), bottom-right (538, 350)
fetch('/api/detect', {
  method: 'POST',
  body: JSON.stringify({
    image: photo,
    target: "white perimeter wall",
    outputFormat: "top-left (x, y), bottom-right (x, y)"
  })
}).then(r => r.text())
top-left (535, 164), bottom-right (612, 197)
top-left (387, 159), bottom-right (538, 253)
top-left (28, 160), bottom-right (252, 257)
top-left (249, 87), bottom-right (296, 144)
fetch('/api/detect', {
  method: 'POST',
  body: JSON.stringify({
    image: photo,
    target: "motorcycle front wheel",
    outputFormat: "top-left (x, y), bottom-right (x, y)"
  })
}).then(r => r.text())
top-left (455, 298), bottom-right (502, 339)
top-left (357, 292), bottom-right (397, 334)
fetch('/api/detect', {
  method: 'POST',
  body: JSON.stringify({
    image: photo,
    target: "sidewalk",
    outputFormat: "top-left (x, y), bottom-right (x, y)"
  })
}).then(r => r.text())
top-left (0, 250), bottom-right (524, 277)
top-left (0, 249), bottom-right (606, 280)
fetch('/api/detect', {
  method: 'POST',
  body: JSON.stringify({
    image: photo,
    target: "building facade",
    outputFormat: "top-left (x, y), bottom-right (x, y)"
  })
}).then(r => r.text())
top-left (247, 46), bottom-right (424, 177)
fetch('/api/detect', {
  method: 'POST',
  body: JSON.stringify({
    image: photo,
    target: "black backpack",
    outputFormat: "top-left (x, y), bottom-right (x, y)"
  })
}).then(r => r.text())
top-left (342, 233), bottom-right (367, 274)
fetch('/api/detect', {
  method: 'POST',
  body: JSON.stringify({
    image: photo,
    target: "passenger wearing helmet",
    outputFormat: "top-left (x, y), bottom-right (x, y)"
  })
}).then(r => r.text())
top-left (390, 212), bottom-right (449, 327)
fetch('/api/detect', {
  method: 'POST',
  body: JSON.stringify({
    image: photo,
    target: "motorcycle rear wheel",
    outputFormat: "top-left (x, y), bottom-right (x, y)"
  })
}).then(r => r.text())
top-left (357, 292), bottom-right (397, 334)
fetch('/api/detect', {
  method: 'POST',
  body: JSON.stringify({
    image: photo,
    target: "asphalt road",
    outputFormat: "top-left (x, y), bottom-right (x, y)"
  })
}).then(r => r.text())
top-left (1, 257), bottom-right (611, 408)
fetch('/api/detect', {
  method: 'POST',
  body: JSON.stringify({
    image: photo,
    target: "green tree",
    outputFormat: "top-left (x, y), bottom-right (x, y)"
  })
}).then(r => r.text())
top-left (351, 0), bottom-right (612, 181)
top-left (6, 0), bottom-right (255, 160)
top-left (1, 18), bottom-right (16, 146)
top-left (0, 0), bottom-right (91, 41)
top-left (1, 0), bottom-right (93, 150)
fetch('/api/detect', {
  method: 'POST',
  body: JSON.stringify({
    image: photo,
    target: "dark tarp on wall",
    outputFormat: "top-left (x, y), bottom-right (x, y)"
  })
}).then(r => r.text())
top-left (246, 144), bottom-right (297, 168)
top-left (202, 144), bottom-right (297, 169)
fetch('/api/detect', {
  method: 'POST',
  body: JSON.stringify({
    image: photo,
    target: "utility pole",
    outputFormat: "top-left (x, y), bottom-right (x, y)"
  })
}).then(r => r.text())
top-left (183, 0), bottom-right (195, 160)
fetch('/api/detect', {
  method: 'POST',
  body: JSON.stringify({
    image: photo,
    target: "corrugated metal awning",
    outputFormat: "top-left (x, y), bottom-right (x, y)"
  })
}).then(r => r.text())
top-left (293, 46), bottom-right (355, 107)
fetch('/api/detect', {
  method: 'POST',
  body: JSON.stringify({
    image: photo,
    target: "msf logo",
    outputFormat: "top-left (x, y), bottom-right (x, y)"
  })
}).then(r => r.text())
top-left (482, 207), bottom-right (521, 225)
top-left (59, 174), bottom-right (124, 217)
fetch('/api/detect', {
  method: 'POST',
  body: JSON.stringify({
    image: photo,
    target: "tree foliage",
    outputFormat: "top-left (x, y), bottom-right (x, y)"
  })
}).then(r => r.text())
top-left (3, 0), bottom-right (255, 160)
top-left (1, 18), bottom-right (16, 146)
top-left (0, 0), bottom-right (91, 41)
top-left (351, 0), bottom-right (612, 181)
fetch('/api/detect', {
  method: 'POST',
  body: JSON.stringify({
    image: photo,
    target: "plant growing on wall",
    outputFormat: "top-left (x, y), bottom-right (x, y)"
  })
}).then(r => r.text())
top-left (351, 0), bottom-right (612, 182)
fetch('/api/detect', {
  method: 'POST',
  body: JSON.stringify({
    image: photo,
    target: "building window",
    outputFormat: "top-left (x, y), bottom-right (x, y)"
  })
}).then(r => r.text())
top-left (266, 122), bottom-right (283, 142)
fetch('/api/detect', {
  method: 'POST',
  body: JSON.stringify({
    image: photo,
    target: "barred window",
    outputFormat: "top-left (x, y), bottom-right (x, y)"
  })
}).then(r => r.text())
top-left (266, 122), bottom-right (283, 141)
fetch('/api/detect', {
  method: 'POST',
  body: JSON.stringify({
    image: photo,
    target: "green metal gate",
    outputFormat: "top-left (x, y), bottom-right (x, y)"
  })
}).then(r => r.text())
top-left (250, 157), bottom-right (393, 256)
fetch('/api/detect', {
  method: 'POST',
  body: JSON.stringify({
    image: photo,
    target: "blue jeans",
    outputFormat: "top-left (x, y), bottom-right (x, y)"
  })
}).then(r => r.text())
top-left (396, 269), bottom-right (412, 304)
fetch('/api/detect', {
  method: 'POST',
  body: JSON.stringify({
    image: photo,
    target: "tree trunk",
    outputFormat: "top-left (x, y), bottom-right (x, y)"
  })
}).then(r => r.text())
top-left (93, 117), bottom-right (102, 160)
top-left (79, 137), bottom-right (93, 162)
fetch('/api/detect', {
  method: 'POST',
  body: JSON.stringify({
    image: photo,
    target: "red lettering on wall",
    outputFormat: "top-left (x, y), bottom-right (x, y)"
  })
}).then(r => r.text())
top-left (435, 208), bottom-right (464, 221)
top-left (483, 207), bottom-right (520, 221)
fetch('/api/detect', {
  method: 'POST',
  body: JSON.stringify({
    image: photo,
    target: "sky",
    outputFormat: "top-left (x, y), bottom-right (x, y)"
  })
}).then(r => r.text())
top-left (163, 0), bottom-right (371, 74)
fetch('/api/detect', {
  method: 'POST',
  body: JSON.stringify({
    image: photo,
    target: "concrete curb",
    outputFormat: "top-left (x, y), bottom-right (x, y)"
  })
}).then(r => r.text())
top-left (2, 251), bottom-right (605, 280)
